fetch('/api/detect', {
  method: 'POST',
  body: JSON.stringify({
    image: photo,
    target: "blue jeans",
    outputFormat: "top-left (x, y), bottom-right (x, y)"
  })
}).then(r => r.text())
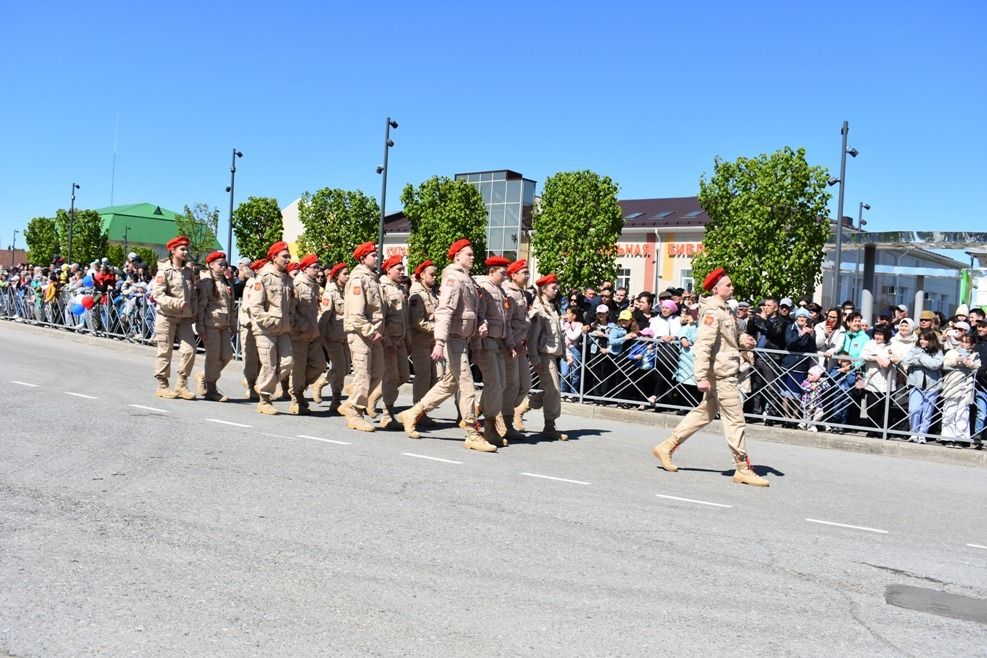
top-left (974, 387), bottom-right (987, 442)
top-left (908, 387), bottom-right (939, 436)
top-left (560, 346), bottom-right (581, 394)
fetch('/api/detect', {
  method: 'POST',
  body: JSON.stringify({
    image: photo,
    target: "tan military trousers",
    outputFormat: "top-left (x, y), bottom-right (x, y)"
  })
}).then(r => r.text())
top-left (255, 333), bottom-right (294, 397)
top-left (504, 351), bottom-right (532, 418)
top-left (347, 334), bottom-right (383, 411)
top-left (475, 338), bottom-right (506, 419)
top-left (323, 339), bottom-right (350, 395)
top-left (669, 376), bottom-right (747, 460)
top-left (154, 314), bottom-right (196, 383)
top-left (538, 354), bottom-right (562, 422)
top-left (376, 342), bottom-right (410, 410)
top-left (411, 339), bottom-right (438, 403)
top-left (239, 324), bottom-right (259, 385)
top-left (291, 337), bottom-right (327, 396)
top-left (417, 336), bottom-right (477, 424)
top-left (202, 327), bottom-right (232, 383)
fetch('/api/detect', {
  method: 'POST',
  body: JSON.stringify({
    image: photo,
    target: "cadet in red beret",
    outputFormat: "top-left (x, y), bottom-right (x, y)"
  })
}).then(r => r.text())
top-left (312, 262), bottom-right (350, 412)
top-left (249, 259), bottom-right (267, 271)
top-left (535, 273), bottom-right (558, 287)
top-left (328, 262), bottom-right (347, 280)
top-left (652, 267), bottom-right (769, 487)
top-left (286, 261), bottom-right (300, 274)
top-left (266, 240), bottom-right (290, 260)
top-left (166, 236), bottom-right (190, 251)
top-left (408, 259), bottom-right (440, 409)
top-left (204, 251), bottom-right (226, 265)
top-left (528, 272), bottom-right (567, 441)
top-left (447, 238), bottom-right (471, 259)
top-left (353, 241), bottom-right (376, 261)
top-left (381, 254), bottom-right (404, 272)
top-left (152, 235), bottom-right (198, 400)
top-left (298, 253), bottom-right (319, 270)
top-left (195, 248), bottom-right (235, 402)
top-left (503, 259), bottom-right (532, 435)
top-left (413, 260), bottom-right (433, 279)
top-left (474, 254), bottom-right (516, 445)
top-left (506, 259), bottom-right (527, 276)
top-left (287, 251), bottom-right (325, 415)
top-left (340, 239), bottom-right (384, 431)
top-left (245, 240), bottom-right (296, 415)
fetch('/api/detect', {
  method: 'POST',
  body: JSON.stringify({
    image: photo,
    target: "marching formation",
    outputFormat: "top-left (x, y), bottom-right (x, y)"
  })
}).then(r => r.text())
top-left (151, 235), bottom-right (565, 454)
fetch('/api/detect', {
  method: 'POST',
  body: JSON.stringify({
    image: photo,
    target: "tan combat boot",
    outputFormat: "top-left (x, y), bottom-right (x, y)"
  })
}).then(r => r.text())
top-left (543, 420), bottom-right (568, 442)
top-left (464, 427), bottom-right (497, 453)
top-left (155, 380), bottom-right (179, 399)
top-left (513, 398), bottom-right (530, 432)
top-left (347, 411), bottom-right (376, 432)
top-left (310, 374), bottom-right (328, 405)
top-left (288, 393), bottom-right (302, 415)
top-left (257, 396), bottom-right (278, 415)
top-left (397, 404), bottom-right (423, 439)
top-left (365, 392), bottom-right (381, 420)
top-left (337, 400), bottom-right (355, 418)
top-left (652, 437), bottom-right (682, 472)
top-left (493, 415), bottom-right (511, 447)
top-left (195, 373), bottom-right (207, 397)
top-left (174, 377), bottom-right (196, 400)
top-left (733, 457), bottom-right (770, 487)
top-left (379, 409), bottom-right (398, 430)
top-left (204, 382), bottom-right (229, 403)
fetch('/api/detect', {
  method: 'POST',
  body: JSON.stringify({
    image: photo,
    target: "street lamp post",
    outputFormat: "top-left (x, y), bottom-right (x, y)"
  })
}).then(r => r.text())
top-left (225, 148), bottom-right (243, 257)
top-left (10, 230), bottom-right (18, 267)
top-left (67, 182), bottom-right (80, 264)
top-left (827, 121), bottom-right (858, 306)
top-left (376, 117), bottom-right (398, 253)
top-left (853, 202), bottom-right (870, 304)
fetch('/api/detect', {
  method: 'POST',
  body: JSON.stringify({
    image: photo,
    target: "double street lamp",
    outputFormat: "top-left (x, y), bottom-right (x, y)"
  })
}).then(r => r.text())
top-left (853, 202), bottom-right (871, 303)
top-left (225, 148), bottom-right (243, 257)
top-left (376, 117), bottom-right (398, 253)
top-left (827, 120), bottom-right (859, 305)
top-left (10, 230), bottom-right (18, 267)
top-left (67, 182), bottom-right (80, 264)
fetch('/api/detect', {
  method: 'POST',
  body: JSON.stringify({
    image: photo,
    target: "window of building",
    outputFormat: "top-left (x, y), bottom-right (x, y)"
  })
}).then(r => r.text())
top-left (616, 266), bottom-right (631, 291)
top-left (680, 269), bottom-right (693, 292)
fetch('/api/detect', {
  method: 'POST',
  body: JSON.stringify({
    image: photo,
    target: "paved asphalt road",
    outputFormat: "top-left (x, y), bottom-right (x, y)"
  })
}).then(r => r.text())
top-left (2, 323), bottom-right (985, 657)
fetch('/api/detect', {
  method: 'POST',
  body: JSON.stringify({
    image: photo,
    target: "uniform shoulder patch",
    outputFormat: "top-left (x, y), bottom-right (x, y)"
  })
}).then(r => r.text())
top-left (156, 275), bottom-right (164, 284)
top-left (503, 300), bottom-right (510, 310)
top-left (703, 314), bottom-right (715, 326)
top-left (254, 282), bottom-right (262, 291)
top-left (352, 285), bottom-right (362, 295)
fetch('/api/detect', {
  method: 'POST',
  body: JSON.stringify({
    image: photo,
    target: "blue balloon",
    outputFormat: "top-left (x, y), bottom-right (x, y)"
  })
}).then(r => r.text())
top-left (71, 303), bottom-right (85, 315)
top-left (83, 275), bottom-right (95, 287)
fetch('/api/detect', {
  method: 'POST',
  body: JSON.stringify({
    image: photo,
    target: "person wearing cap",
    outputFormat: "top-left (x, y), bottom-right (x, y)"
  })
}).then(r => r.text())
top-left (368, 254), bottom-right (410, 428)
top-left (652, 267), bottom-right (770, 487)
top-left (503, 259), bottom-right (533, 434)
top-left (473, 255), bottom-right (517, 445)
top-left (398, 239), bottom-right (498, 452)
top-left (245, 241), bottom-right (296, 415)
top-left (152, 236), bottom-right (198, 399)
top-left (408, 260), bottom-right (443, 414)
top-left (312, 263), bottom-right (350, 412)
top-left (527, 273), bottom-right (569, 441)
top-left (342, 241), bottom-right (385, 431)
top-left (734, 301), bottom-right (751, 334)
top-left (286, 254), bottom-right (324, 415)
top-left (233, 257), bottom-right (253, 301)
top-left (194, 251), bottom-right (236, 402)
top-left (238, 259), bottom-right (266, 400)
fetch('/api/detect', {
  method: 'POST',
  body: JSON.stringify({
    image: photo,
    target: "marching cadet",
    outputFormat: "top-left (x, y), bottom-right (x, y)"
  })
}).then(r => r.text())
top-left (312, 262), bottom-right (349, 413)
top-left (245, 241), bottom-right (295, 415)
top-left (651, 267), bottom-right (770, 487)
top-left (474, 255), bottom-right (515, 446)
top-left (408, 260), bottom-right (443, 423)
top-left (194, 250), bottom-right (236, 402)
top-left (239, 258), bottom-right (267, 401)
top-left (504, 259), bottom-right (532, 433)
top-left (342, 242), bottom-right (384, 432)
top-left (398, 238), bottom-right (498, 453)
top-left (371, 254), bottom-right (410, 428)
top-left (527, 273), bottom-right (568, 441)
top-left (288, 253), bottom-right (325, 415)
top-left (152, 235), bottom-right (198, 400)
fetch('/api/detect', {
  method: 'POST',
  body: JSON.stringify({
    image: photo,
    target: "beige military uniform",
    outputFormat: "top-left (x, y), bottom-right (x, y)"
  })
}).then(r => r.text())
top-left (289, 270), bottom-right (325, 399)
top-left (408, 279), bottom-right (445, 402)
top-left (474, 275), bottom-right (514, 422)
top-left (238, 275), bottom-right (260, 389)
top-left (502, 281), bottom-right (532, 421)
top-left (667, 295), bottom-right (748, 460)
top-left (245, 262), bottom-right (295, 399)
top-left (528, 295), bottom-right (565, 422)
top-left (343, 263), bottom-right (384, 411)
top-left (375, 276), bottom-right (410, 414)
top-left (196, 270), bottom-right (236, 385)
top-left (416, 263), bottom-right (482, 424)
top-left (152, 258), bottom-right (197, 386)
top-left (318, 281), bottom-right (350, 398)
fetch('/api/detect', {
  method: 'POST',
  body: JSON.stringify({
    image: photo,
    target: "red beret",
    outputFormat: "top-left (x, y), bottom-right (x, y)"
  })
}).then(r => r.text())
top-left (702, 267), bottom-right (727, 292)
top-left (286, 261), bottom-right (300, 273)
top-left (166, 236), bottom-right (190, 251)
top-left (353, 241), bottom-right (376, 260)
top-left (447, 238), bottom-right (472, 259)
top-left (382, 255), bottom-right (404, 272)
top-left (250, 258), bottom-right (268, 272)
top-left (507, 259), bottom-right (527, 275)
top-left (328, 262), bottom-right (347, 279)
top-left (413, 260), bottom-right (434, 278)
top-left (266, 241), bottom-right (290, 259)
top-left (535, 273), bottom-right (558, 287)
top-left (485, 255), bottom-right (510, 268)
top-left (298, 253), bottom-right (319, 269)
top-left (205, 251), bottom-right (226, 265)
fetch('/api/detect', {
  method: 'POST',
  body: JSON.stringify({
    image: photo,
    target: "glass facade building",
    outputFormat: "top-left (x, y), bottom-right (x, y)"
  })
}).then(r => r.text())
top-left (455, 169), bottom-right (536, 261)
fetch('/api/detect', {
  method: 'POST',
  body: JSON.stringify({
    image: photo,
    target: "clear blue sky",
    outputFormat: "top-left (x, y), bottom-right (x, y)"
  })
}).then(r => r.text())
top-left (2, 0), bottom-right (984, 258)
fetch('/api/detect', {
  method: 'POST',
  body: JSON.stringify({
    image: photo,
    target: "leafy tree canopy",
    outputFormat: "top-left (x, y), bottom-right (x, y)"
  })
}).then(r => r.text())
top-left (402, 176), bottom-right (487, 273)
top-left (23, 216), bottom-right (61, 264)
top-left (296, 188), bottom-right (379, 267)
top-left (176, 203), bottom-right (221, 264)
top-left (232, 196), bottom-right (284, 261)
top-left (54, 208), bottom-right (108, 266)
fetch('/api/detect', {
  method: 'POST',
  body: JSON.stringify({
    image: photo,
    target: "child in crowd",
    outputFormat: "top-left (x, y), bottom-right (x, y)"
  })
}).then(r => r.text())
top-left (827, 358), bottom-right (857, 433)
top-left (941, 332), bottom-right (981, 447)
top-left (799, 365), bottom-right (830, 431)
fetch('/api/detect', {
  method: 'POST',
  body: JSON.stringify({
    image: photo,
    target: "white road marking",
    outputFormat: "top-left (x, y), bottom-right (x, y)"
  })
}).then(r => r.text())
top-left (656, 493), bottom-right (732, 509)
top-left (402, 452), bottom-right (463, 464)
top-left (806, 518), bottom-right (888, 534)
top-left (64, 392), bottom-right (98, 400)
top-left (128, 404), bottom-right (170, 413)
top-left (521, 472), bottom-right (590, 486)
top-left (10, 380), bottom-right (39, 387)
top-left (206, 418), bottom-right (252, 428)
top-left (967, 543), bottom-right (987, 550)
top-left (296, 434), bottom-right (351, 446)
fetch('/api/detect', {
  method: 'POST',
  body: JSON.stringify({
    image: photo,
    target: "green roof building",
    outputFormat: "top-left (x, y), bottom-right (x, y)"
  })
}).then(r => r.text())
top-left (97, 202), bottom-right (221, 258)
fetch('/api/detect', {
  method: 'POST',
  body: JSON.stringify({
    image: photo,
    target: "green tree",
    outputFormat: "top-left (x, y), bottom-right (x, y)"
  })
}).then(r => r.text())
top-left (23, 216), bottom-right (61, 264)
top-left (692, 147), bottom-right (832, 301)
top-left (232, 196), bottom-right (284, 261)
top-left (530, 170), bottom-right (624, 291)
top-left (54, 208), bottom-right (109, 265)
top-left (105, 244), bottom-right (127, 267)
top-left (176, 203), bottom-right (221, 264)
top-left (133, 247), bottom-right (160, 271)
top-left (402, 176), bottom-right (487, 273)
top-left (296, 188), bottom-right (379, 266)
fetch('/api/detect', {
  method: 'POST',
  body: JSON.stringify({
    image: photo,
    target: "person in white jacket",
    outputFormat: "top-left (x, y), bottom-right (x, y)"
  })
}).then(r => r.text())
top-left (941, 330), bottom-right (981, 447)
